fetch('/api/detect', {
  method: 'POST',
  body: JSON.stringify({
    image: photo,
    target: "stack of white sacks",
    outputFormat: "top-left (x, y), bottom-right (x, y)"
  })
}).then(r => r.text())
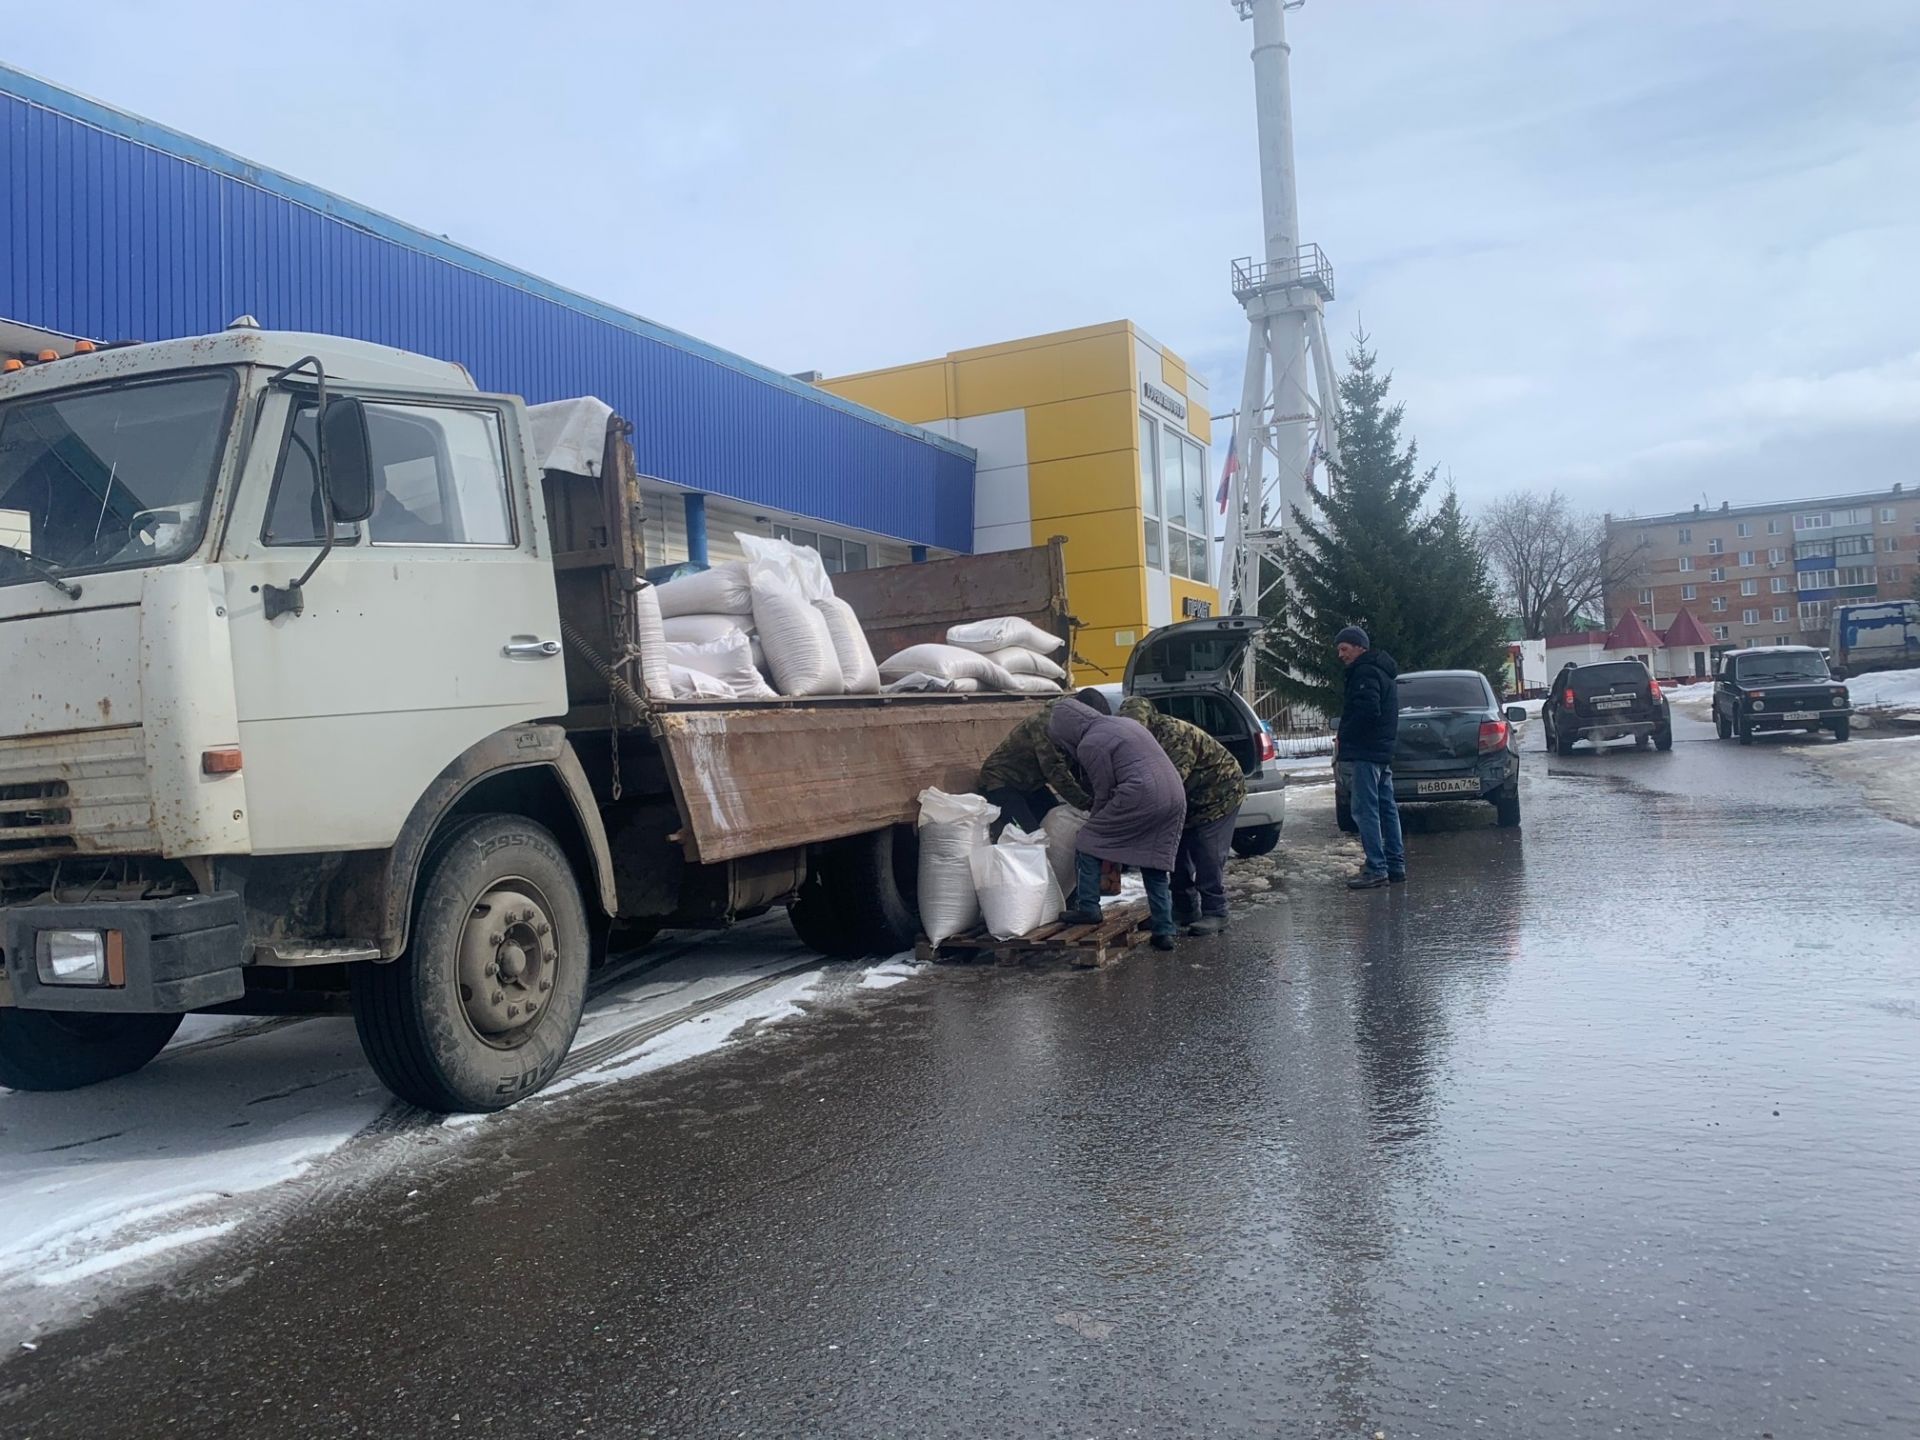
top-left (915, 787), bottom-right (1085, 943)
top-left (877, 616), bottom-right (1067, 696)
top-left (630, 533), bottom-right (882, 701)
top-left (628, 542), bottom-right (1068, 704)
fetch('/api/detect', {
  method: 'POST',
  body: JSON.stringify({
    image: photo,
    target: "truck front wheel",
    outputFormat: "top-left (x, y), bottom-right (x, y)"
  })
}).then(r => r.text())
top-left (0, 1009), bottom-right (183, 1091)
top-left (351, 814), bottom-right (590, 1112)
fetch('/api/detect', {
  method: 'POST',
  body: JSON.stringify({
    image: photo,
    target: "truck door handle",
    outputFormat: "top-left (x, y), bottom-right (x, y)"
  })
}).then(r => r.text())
top-left (503, 637), bottom-right (562, 659)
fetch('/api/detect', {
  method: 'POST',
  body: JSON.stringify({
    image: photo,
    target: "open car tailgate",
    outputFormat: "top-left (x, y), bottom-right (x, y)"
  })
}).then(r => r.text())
top-left (653, 697), bottom-right (1040, 862)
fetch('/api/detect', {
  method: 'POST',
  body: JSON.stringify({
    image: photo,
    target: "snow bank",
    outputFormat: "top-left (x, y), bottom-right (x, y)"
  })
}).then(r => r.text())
top-left (1807, 734), bottom-right (1920, 829)
top-left (1845, 668), bottom-right (1920, 716)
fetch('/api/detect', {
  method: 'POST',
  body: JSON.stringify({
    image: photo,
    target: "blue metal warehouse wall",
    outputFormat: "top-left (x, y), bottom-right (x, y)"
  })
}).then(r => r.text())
top-left (0, 68), bottom-right (975, 551)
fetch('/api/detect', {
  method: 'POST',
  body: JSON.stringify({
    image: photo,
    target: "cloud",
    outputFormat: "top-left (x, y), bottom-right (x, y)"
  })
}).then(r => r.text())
top-left (2, 0), bottom-right (1917, 526)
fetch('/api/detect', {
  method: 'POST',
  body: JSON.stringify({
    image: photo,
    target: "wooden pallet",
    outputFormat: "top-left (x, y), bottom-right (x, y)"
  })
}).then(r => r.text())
top-left (915, 900), bottom-right (1151, 970)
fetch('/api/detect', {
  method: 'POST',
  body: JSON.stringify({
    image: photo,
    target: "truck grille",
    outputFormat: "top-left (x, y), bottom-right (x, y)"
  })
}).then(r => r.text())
top-left (0, 729), bottom-right (155, 864)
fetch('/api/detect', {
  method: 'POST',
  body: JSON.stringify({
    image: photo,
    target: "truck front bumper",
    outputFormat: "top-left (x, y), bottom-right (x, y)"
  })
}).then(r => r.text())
top-left (1, 893), bottom-right (246, 1013)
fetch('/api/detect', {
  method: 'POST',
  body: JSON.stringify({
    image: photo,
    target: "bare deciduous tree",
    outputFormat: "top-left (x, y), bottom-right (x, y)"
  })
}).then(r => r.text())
top-left (1478, 490), bottom-right (1648, 639)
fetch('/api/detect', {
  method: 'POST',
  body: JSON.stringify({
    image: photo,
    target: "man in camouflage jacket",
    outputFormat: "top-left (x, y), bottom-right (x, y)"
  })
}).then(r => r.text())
top-left (1120, 697), bottom-right (1247, 934)
top-left (976, 694), bottom-right (1101, 835)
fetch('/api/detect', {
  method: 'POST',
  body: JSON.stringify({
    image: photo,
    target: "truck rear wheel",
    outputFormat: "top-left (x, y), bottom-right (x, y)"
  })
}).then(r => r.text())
top-left (788, 826), bottom-right (919, 957)
top-left (351, 814), bottom-right (590, 1113)
top-left (0, 1009), bottom-right (183, 1092)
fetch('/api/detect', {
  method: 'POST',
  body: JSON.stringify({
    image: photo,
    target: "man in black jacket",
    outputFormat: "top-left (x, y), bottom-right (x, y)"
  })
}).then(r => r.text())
top-left (1334, 625), bottom-right (1405, 889)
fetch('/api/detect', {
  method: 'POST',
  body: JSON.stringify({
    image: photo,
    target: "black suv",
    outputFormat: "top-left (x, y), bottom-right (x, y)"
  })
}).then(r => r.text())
top-left (1712, 646), bottom-right (1851, 744)
top-left (1541, 660), bottom-right (1673, 754)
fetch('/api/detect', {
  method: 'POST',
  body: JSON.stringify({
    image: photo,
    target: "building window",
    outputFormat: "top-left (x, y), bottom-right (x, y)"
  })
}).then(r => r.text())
top-left (1799, 600), bottom-right (1830, 626)
top-left (1678, 556), bottom-right (1694, 572)
top-left (1737, 521), bottom-right (1752, 537)
top-left (1681, 584), bottom-right (1697, 601)
top-left (1837, 508), bottom-right (1867, 526)
top-left (1881, 507), bottom-right (1897, 523)
top-left (1774, 635), bottom-right (1790, 645)
top-left (1709, 567), bottom-right (1726, 582)
top-left (1772, 607), bottom-right (1789, 623)
top-left (772, 525), bottom-right (869, 573)
top-left (1797, 538), bottom-right (1833, 559)
top-left (1707, 537), bottom-right (1724, 554)
top-left (1139, 413), bottom-right (1162, 568)
top-left (1711, 596), bottom-right (1727, 612)
top-left (1795, 512), bottom-right (1830, 531)
top-left (1638, 588), bottom-right (1654, 605)
top-left (1767, 518), bottom-right (1783, 535)
top-left (1836, 565), bottom-right (1876, 587)
top-left (1887, 566), bottom-right (1902, 582)
top-left (1152, 430), bottom-right (1210, 585)
top-left (1798, 569), bottom-right (1836, 590)
top-left (1767, 547), bottom-right (1784, 563)
top-left (1736, 550), bottom-right (1752, 567)
top-left (1883, 536), bottom-right (1899, 552)
top-left (1738, 579), bottom-right (1756, 595)
top-left (1677, 526), bottom-right (1692, 543)
top-left (1742, 608), bottom-right (1759, 625)
top-left (1770, 577), bottom-right (1788, 593)
top-left (1712, 625), bottom-right (1729, 641)
top-left (1833, 535), bottom-right (1871, 558)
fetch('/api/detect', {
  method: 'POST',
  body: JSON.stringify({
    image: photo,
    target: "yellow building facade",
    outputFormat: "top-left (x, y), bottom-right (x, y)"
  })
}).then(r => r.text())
top-left (820, 322), bottom-right (1219, 682)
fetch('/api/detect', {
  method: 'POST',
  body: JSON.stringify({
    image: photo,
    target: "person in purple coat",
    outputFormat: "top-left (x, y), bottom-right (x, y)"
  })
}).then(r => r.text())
top-left (1047, 697), bottom-right (1187, 951)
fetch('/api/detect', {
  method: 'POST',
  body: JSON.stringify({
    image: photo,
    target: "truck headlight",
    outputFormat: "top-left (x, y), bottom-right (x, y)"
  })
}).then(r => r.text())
top-left (1833, 693), bottom-right (1848, 706)
top-left (1750, 699), bottom-right (1765, 712)
top-left (36, 930), bottom-right (108, 986)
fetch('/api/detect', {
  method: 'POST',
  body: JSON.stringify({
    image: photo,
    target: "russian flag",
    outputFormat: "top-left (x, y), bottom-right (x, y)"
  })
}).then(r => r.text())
top-left (1216, 423), bottom-right (1238, 513)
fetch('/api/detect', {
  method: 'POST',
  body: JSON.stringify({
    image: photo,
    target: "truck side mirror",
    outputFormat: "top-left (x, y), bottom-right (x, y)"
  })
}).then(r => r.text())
top-left (1504, 706), bottom-right (1526, 724)
top-left (320, 398), bottom-right (374, 524)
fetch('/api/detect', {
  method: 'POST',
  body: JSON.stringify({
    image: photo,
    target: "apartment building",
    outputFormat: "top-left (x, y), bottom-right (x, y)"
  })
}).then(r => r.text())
top-left (1605, 484), bottom-right (1919, 649)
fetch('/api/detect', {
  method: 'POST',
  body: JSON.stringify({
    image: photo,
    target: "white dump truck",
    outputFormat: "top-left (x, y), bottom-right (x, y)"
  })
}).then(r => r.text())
top-left (0, 321), bottom-right (1071, 1110)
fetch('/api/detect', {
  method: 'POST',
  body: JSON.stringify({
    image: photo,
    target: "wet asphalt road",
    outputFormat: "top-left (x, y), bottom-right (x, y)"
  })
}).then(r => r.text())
top-left (3, 709), bottom-right (1918, 1438)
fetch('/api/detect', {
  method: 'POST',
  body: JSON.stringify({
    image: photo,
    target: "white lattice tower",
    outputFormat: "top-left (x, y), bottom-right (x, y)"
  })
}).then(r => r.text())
top-left (1223, 0), bottom-right (1341, 715)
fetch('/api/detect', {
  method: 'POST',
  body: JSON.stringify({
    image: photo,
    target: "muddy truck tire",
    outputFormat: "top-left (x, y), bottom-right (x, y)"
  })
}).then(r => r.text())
top-left (787, 826), bottom-right (919, 958)
top-left (351, 814), bottom-right (590, 1112)
top-left (0, 1010), bottom-right (183, 1091)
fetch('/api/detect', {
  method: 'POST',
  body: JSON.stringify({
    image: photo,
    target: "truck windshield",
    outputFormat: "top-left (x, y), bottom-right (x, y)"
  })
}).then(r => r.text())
top-left (1735, 653), bottom-right (1829, 683)
top-left (0, 372), bottom-right (233, 587)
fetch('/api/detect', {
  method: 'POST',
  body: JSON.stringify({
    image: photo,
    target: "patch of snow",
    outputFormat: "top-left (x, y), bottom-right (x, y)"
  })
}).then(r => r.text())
top-left (859, 958), bottom-right (922, 990)
top-left (0, 917), bottom-right (839, 1340)
top-left (33, 1221), bottom-right (240, 1287)
top-left (1845, 668), bottom-right (1920, 716)
top-left (1806, 734), bottom-right (1920, 828)
top-left (0, 1016), bottom-right (386, 1302)
top-left (532, 968), bottom-right (824, 1102)
top-left (1273, 734), bottom-right (1335, 758)
top-left (1663, 681), bottom-right (1715, 713)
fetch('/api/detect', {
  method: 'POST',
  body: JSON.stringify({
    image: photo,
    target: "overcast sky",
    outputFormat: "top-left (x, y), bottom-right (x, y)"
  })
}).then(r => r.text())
top-left (6, 0), bottom-right (1917, 520)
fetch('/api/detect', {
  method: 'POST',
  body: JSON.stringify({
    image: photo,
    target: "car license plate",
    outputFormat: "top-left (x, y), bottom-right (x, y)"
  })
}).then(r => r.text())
top-left (1416, 778), bottom-right (1480, 795)
top-left (1783, 710), bottom-right (1819, 721)
top-left (1593, 697), bottom-right (1632, 710)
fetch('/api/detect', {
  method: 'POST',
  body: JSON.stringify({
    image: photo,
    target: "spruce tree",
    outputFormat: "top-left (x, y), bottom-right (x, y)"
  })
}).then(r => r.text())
top-left (1259, 335), bottom-right (1507, 715)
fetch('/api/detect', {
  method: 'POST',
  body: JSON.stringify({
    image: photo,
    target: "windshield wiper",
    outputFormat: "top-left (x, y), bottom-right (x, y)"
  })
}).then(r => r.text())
top-left (0, 544), bottom-right (83, 601)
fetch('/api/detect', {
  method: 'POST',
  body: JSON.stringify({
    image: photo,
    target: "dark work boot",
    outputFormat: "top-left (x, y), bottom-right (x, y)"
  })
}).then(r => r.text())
top-left (1058, 908), bottom-right (1103, 927)
top-left (1346, 870), bottom-right (1389, 891)
top-left (1151, 933), bottom-right (1177, 952)
top-left (1171, 895), bottom-right (1200, 928)
top-left (1188, 914), bottom-right (1228, 936)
